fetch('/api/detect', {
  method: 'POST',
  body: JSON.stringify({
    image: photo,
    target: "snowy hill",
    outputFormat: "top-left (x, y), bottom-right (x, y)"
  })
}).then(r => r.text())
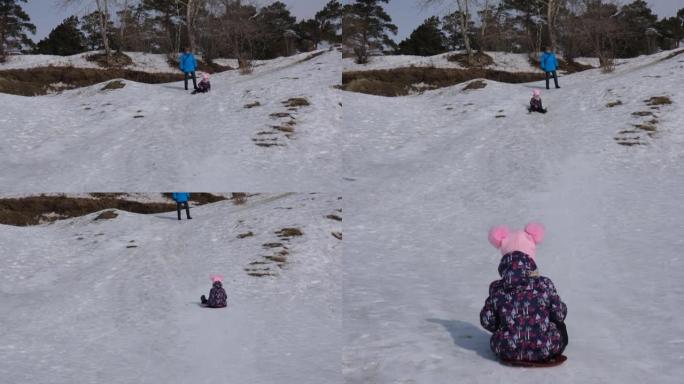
top-left (1, 49), bottom-right (341, 192)
top-left (342, 49), bottom-right (684, 383)
top-left (0, 193), bottom-right (342, 384)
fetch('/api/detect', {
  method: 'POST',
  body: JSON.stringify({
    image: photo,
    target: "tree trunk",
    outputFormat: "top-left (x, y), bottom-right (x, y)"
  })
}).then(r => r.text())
top-left (120, 0), bottom-right (129, 51)
top-left (480, 0), bottom-right (490, 49)
top-left (546, 0), bottom-right (560, 50)
top-left (457, 0), bottom-right (473, 64)
top-left (95, 0), bottom-right (111, 64)
top-left (186, 0), bottom-right (198, 53)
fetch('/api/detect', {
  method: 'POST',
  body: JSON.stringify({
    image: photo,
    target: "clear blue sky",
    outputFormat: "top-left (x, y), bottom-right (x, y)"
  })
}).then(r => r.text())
top-left (383, 0), bottom-right (682, 41)
top-left (23, 0), bottom-right (329, 41)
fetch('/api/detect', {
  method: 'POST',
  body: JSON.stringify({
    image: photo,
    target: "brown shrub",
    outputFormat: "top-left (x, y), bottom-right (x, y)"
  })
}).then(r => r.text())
top-left (0, 67), bottom-right (180, 96)
top-left (0, 195), bottom-right (177, 226)
top-left (447, 51), bottom-right (494, 67)
top-left (342, 67), bottom-right (545, 97)
top-left (86, 52), bottom-right (133, 68)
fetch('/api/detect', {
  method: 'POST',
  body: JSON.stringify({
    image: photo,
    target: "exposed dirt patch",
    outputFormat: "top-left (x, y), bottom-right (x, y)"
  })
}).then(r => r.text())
top-left (606, 100), bottom-right (623, 108)
top-left (283, 97), bottom-right (310, 108)
top-left (101, 80), bottom-right (126, 91)
top-left (326, 214), bottom-right (342, 221)
top-left (632, 111), bottom-right (654, 117)
top-left (237, 231), bottom-right (254, 239)
top-left (0, 67), bottom-right (179, 96)
top-left (244, 101), bottom-right (261, 109)
top-left (332, 231), bottom-right (342, 240)
top-left (463, 80), bottom-right (486, 90)
top-left (86, 52), bottom-right (134, 68)
top-left (447, 51), bottom-right (494, 67)
top-left (276, 227), bottom-right (303, 239)
top-left (0, 195), bottom-right (177, 226)
top-left (263, 242), bottom-right (285, 249)
top-left (645, 96), bottom-right (672, 106)
top-left (342, 67), bottom-right (545, 97)
top-left (94, 210), bottom-right (118, 220)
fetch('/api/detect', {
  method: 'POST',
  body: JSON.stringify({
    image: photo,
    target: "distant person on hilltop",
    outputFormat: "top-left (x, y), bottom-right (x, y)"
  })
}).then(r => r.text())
top-left (191, 73), bottom-right (211, 95)
top-left (528, 89), bottom-right (547, 114)
top-left (541, 47), bottom-right (560, 90)
top-left (179, 47), bottom-right (198, 91)
top-left (172, 192), bottom-right (192, 220)
top-left (481, 223), bottom-right (568, 365)
top-left (201, 275), bottom-right (227, 308)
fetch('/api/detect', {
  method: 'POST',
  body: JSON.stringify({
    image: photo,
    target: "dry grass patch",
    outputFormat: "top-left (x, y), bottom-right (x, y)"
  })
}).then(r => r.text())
top-left (276, 228), bottom-right (303, 238)
top-left (606, 100), bottom-right (622, 108)
top-left (273, 125), bottom-right (294, 133)
top-left (326, 214), bottom-right (342, 221)
top-left (244, 101), bottom-right (261, 109)
top-left (237, 231), bottom-right (254, 239)
top-left (463, 80), bottom-right (487, 90)
top-left (94, 210), bottom-right (118, 220)
top-left (342, 67), bottom-right (545, 97)
top-left (447, 51), bottom-right (494, 67)
top-left (632, 111), bottom-right (654, 117)
top-left (263, 242), bottom-right (285, 249)
top-left (332, 231), bottom-right (342, 240)
top-left (0, 195), bottom-right (176, 226)
top-left (0, 67), bottom-right (179, 96)
top-left (86, 52), bottom-right (133, 68)
top-left (231, 193), bottom-right (248, 205)
top-left (102, 80), bottom-right (126, 90)
top-left (283, 97), bottom-right (310, 108)
top-left (645, 96), bottom-right (672, 106)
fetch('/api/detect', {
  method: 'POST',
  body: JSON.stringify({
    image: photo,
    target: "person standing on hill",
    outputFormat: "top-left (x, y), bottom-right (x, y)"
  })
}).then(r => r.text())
top-left (172, 192), bottom-right (192, 220)
top-left (179, 47), bottom-right (198, 91)
top-left (541, 47), bottom-right (560, 90)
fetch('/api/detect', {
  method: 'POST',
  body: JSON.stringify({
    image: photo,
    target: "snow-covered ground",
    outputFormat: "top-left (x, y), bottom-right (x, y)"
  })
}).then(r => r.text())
top-left (342, 49), bottom-right (684, 382)
top-left (0, 49), bottom-right (341, 191)
top-left (0, 193), bottom-right (342, 384)
top-left (343, 51), bottom-right (558, 73)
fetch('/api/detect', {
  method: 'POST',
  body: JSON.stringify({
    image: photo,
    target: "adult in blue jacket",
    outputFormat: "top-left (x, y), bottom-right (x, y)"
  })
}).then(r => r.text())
top-left (540, 47), bottom-right (560, 90)
top-left (172, 192), bottom-right (192, 220)
top-left (179, 47), bottom-right (198, 91)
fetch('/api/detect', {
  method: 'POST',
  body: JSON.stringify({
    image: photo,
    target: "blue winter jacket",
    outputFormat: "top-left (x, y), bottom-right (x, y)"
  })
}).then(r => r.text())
top-left (172, 192), bottom-right (190, 203)
top-left (541, 51), bottom-right (558, 72)
top-left (179, 53), bottom-right (197, 73)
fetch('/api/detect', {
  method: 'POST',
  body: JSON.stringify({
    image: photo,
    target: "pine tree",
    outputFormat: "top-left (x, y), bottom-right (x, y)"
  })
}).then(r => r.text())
top-left (254, 1), bottom-right (296, 58)
top-left (398, 16), bottom-right (445, 56)
top-left (343, 0), bottom-right (398, 64)
top-left (0, 0), bottom-right (35, 59)
top-left (35, 16), bottom-right (84, 55)
top-left (616, 0), bottom-right (658, 57)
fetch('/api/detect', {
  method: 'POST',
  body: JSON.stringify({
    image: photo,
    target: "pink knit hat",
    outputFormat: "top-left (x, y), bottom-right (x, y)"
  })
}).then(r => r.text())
top-left (533, 89), bottom-right (541, 97)
top-left (202, 73), bottom-right (210, 81)
top-left (210, 275), bottom-right (223, 283)
top-left (488, 223), bottom-right (545, 260)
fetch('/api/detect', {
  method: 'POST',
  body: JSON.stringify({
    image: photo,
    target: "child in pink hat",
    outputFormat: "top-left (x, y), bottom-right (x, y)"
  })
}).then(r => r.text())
top-left (192, 73), bottom-right (211, 95)
top-left (528, 89), bottom-right (547, 114)
top-left (481, 223), bottom-right (568, 363)
top-left (201, 275), bottom-right (227, 308)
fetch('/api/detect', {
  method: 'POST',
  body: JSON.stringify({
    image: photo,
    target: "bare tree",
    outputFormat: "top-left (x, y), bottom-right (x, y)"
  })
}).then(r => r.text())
top-left (422, 0), bottom-right (473, 64)
top-left (175, 0), bottom-right (204, 52)
top-left (61, 0), bottom-right (112, 63)
top-left (544, 0), bottom-right (563, 50)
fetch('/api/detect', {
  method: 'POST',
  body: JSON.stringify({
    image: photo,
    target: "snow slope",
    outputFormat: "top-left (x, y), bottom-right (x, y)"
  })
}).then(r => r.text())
top-left (0, 49), bottom-right (341, 192)
top-left (342, 49), bottom-right (684, 383)
top-left (0, 193), bottom-right (342, 384)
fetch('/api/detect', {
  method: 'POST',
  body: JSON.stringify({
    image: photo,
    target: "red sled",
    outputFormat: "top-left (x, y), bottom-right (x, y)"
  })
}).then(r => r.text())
top-left (500, 355), bottom-right (567, 368)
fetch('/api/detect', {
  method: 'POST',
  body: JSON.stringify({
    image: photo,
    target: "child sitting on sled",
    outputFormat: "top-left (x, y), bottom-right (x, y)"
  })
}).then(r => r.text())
top-left (192, 73), bottom-right (211, 95)
top-left (201, 275), bottom-right (227, 308)
top-left (480, 223), bottom-right (568, 364)
top-left (528, 89), bottom-right (547, 114)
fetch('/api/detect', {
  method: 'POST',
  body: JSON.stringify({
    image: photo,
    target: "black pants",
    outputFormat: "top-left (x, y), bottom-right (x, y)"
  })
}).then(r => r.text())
top-left (184, 71), bottom-right (197, 90)
top-left (201, 295), bottom-right (208, 305)
top-left (177, 202), bottom-right (191, 220)
top-left (528, 106), bottom-right (547, 114)
top-left (545, 71), bottom-right (560, 89)
top-left (554, 321), bottom-right (569, 355)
